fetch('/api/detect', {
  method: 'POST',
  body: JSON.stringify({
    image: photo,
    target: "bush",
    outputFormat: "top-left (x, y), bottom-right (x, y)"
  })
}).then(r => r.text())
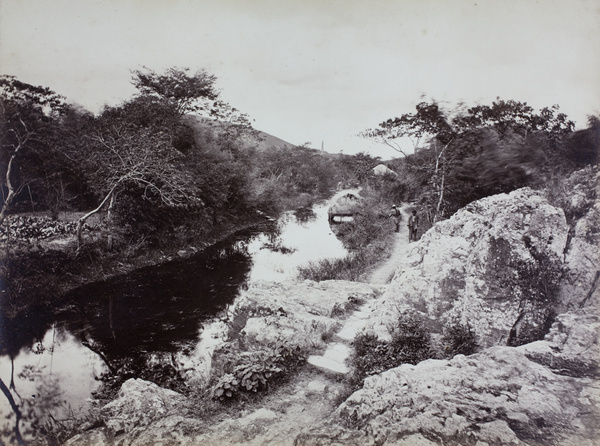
top-left (211, 343), bottom-right (304, 400)
top-left (441, 319), bottom-right (478, 357)
top-left (297, 253), bottom-right (367, 282)
top-left (346, 313), bottom-right (432, 390)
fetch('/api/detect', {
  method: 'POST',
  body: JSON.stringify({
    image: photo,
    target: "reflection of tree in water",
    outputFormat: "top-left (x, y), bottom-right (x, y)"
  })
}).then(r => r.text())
top-left (0, 341), bottom-right (72, 444)
top-left (0, 306), bottom-right (57, 443)
top-left (0, 223), bottom-right (265, 439)
top-left (60, 238), bottom-right (254, 395)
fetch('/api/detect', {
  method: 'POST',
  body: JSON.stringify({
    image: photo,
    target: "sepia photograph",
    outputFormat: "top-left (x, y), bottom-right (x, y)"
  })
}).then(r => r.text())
top-left (1, 0), bottom-right (599, 444)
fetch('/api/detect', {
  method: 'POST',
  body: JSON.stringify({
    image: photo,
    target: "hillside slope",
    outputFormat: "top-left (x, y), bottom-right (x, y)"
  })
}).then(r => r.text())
top-left (187, 115), bottom-right (298, 151)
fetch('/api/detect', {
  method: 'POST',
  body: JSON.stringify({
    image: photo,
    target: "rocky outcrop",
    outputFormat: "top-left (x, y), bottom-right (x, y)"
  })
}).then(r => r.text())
top-left (297, 178), bottom-right (600, 446)
top-left (225, 279), bottom-right (380, 351)
top-left (298, 305), bottom-right (600, 446)
top-left (518, 311), bottom-right (600, 378)
top-left (557, 166), bottom-right (600, 310)
top-left (64, 379), bottom-right (198, 446)
top-left (322, 346), bottom-right (599, 446)
top-left (365, 188), bottom-right (570, 348)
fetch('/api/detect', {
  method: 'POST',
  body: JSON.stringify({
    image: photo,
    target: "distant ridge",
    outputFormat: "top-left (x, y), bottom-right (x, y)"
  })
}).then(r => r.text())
top-left (187, 115), bottom-right (298, 152)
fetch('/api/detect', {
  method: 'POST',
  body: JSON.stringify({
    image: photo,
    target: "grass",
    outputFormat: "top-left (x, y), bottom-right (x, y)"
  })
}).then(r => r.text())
top-left (297, 235), bottom-right (395, 282)
top-left (297, 198), bottom-right (397, 283)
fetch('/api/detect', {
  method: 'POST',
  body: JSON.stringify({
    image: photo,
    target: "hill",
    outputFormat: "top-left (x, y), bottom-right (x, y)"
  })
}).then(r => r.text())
top-left (187, 115), bottom-right (298, 152)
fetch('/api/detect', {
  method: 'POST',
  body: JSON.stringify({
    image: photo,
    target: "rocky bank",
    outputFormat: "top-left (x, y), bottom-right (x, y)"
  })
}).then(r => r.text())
top-left (65, 168), bottom-right (599, 446)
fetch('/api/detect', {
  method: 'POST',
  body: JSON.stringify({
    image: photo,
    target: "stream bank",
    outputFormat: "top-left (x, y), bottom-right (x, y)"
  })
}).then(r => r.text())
top-left (64, 174), bottom-right (599, 445)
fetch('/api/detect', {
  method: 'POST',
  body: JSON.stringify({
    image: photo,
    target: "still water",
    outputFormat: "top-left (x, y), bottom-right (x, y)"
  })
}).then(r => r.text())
top-left (0, 203), bottom-right (347, 441)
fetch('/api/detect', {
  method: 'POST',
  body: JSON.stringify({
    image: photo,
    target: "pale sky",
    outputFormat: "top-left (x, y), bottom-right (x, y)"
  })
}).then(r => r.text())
top-left (1, 0), bottom-right (599, 157)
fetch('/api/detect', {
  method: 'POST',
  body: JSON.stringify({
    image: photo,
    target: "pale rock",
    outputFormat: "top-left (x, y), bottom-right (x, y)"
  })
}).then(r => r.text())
top-left (244, 408), bottom-right (278, 423)
top-left (517, 311), bottom-right (600, 377)
top-left (382, 433), bottom-right (439, 446)
top-left (228, 280), bottom-right (378, 350)
top-left (127, 415), bottom-right (206, 446)
top-left (64, 430), bottom-right (110, 446)
top-left (100, 379), bottom-right (187, 435)
top-left (558, 167), bottom-right (600, 311)
top-left (326, 346), bottom-right (599, 445)
top-left (307, 380), bottom-right (328, 393)
top-left (365, 188), bottom-right (570, 347)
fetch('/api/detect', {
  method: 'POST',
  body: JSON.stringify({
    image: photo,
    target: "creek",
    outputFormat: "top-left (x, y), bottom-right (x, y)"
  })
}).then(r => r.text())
top-left (0, 202), bottom-right (347, 440)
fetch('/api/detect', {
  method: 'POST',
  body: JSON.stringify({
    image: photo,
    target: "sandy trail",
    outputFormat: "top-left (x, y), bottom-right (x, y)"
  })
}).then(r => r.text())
top-left (203, 204), bottom-right (414, 445)
top-left (368, 205), bottom-right (411, 285)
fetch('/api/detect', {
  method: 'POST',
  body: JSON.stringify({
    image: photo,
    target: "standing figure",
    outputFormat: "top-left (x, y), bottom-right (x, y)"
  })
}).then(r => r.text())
top-left (408, 210), bottom-right (419, 242)
top-left (390, 205), bottom-right (401, 233)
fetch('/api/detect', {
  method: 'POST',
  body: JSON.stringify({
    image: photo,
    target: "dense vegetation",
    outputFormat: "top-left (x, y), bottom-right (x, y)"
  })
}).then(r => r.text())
top-left (0, 69), bottom-right (376, 316)
top-left (0, 70), bottom-right (351, 250)
top-left (361, 100), bottom-right (599, 232)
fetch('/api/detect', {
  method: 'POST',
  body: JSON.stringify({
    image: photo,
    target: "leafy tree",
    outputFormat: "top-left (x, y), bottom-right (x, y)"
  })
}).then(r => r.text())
top-left (131, 67), bottom-right (218, 115)
top-left (360, 102), bottom-right (454, 155)
top-left (362, 99), bottom-right (577, 223)
top-left (72, 108), bottom-right (202, 248)
top-left (339, 152), bottom-right (381, 185)
top-left (561, 116), bottom-right (600, 166)
top-left (0, 76), bottom-right (68, 224)
top-left (133, 67), bottom-right (261, 157)
top-left (453, 99), bottom-right (574, 140)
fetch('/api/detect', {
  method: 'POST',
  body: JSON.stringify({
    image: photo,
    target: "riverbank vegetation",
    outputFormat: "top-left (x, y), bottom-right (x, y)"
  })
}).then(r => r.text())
top-left (297, 193), bottom-right (397, 281)
top-left (0, 69), bottom-right (372, 316)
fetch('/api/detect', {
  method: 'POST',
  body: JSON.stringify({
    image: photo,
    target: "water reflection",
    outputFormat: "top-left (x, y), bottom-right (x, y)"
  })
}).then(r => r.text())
top-left (0, 203), bottom-right (347, 442)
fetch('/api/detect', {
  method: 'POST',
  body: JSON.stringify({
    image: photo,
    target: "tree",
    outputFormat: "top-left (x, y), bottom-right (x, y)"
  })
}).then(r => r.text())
top-left (73, 113), bottom-right (202, 248)
top-left (362, 99), bottom-right (576, 223)
top-left (360, 102), bottom-right (455, 155)
top-left (340, 152), bottom-right (382, 185)
top-left (131, 67), bottom-right (218, 115)
top-left (0, 76), bottom-right (67, 225)
top-left (132, 67), bottom-right (261, 156)
top-left (453, 99), bottom-right (574, 140)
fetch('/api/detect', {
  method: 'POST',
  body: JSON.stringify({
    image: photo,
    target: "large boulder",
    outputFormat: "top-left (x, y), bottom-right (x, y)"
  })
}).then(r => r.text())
top-left (100, 379), bottom-right (187, 434)
top-left (325, 347), bottom-right (599, 446)
top-left (65, 379), bottom-right (197, 446)
top-left (366, 188), bottom-right (569, 347)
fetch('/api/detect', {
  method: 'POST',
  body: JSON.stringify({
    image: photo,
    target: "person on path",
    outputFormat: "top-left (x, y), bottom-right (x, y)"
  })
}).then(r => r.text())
top-left (390, 205), bottom-right (401, 233)
top-left (408, 210), bottom-right (419, 242)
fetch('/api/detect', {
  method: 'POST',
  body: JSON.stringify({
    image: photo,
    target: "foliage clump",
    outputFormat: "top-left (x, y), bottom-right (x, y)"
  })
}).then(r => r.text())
top-left (507, 238), bottom-right (564, 346)
top-left (211, 343), bottom-right (304, 400)
top-left (347, 313), bottom-right (431, 390)
top-left (441, 319), bottom-right (478, 357)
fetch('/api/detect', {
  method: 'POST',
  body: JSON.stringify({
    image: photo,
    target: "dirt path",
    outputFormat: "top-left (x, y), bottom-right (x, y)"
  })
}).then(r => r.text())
top-left (368, 205), bottom-right (411, 285)
top-left (201, 206), bottom-right (413, 445)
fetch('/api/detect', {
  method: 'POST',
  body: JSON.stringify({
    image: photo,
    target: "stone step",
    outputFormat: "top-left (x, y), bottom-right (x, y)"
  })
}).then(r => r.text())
top-left (307, 355), bottom-right (349, 374)
top-left (350, 309), bottom-right (371, 320)
top-left (307, 343), bottom-right (350, 374)
top-left (336, 314), bottom-right (370, 341)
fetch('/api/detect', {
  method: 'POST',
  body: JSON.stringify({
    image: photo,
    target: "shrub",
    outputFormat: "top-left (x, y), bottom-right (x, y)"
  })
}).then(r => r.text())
top-left (211, 343), bottom-right (304, 400)
top-left (441, 319), bottom-right (478, 357)
top-left (346, 313), bottom-right (432, 390)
